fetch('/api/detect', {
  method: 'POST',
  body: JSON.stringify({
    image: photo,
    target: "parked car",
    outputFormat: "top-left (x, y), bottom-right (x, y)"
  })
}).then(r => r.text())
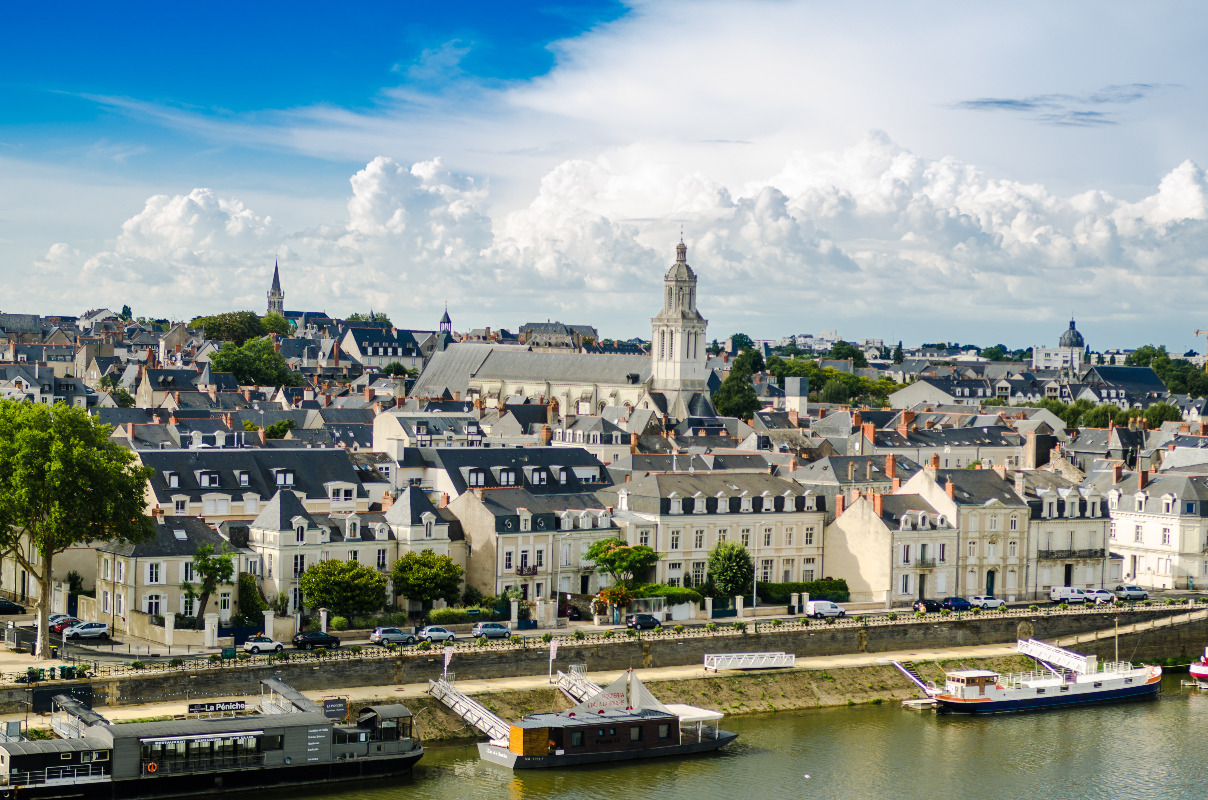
top-left (806, 600), bottom-right (846, 618)
top-left (1084, 589), bottom-right (1117, 604)
top-left (50, 617), bottom-right (80, 634)
top-left (63, 621), bottom-right (109, 640)
top-left (419, 626), bottom-right (456, 643)
top-left (369, 627), bottom-right (416, 646)
top-left (243, 634), bottom-right (284, 654)
top-left (1114, 585), bottom-right (1149, 601)
top-left (0, 599), bottom-right (26, 615)
top-left (471, 622), bottom-right (512, 639)
top-left (970, 596), bottom-right (1006, 609)
top-left (47, 613), bottom-right (72, 626)
top-left (913, 599), bottom-right (943, 613)
top-left (625, 613), bottom-right (660, 629)
top-left (1049, 586), bottom-right (1088, 604)
top-left (940, 597), bottom-right (973, 612)
top-left (293, 631), bottom-right (341, 650)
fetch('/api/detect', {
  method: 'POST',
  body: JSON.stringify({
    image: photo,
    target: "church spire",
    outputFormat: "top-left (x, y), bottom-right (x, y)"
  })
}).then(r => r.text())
top-left (267, 260), bottom-right (284, 316)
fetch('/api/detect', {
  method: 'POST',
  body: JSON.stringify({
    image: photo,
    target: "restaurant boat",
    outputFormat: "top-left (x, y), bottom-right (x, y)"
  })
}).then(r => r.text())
top-left (932, 638), bottom-right (1161, 713)
top-left (1189, 646), bottom-right (1208, 685)
top-left (0, 678), bottom-right (423, 799)
top-left (444, 670), bottom-right (736, 769)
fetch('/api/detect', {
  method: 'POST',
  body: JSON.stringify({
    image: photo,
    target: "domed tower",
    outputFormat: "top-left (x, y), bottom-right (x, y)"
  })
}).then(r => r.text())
top-left (651, 239), bottom-right (708, 400)
top-left (1059, 319), bottom-right (1084, 349)
top-left (267, 261), bottom-right (284, 317)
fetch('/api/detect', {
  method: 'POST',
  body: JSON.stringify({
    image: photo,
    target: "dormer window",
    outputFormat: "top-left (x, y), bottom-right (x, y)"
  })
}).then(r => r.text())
top-left (1135, 496), bottom-right (1146, 513)
top-left (693, 492), bottom-right (707, 514)
top-left (296, 526), bottom-right (305, 543)
top-left (468, 470), bottom-right (485, 487)
top-left (425, 520), bottom-right (433, 538)
top-left (1163, 497), bottom-right (1174, 514)
top-left (499, 469), bottom-right (516, 486)
top-left (275, 470), bottom-right (295, 487)
top-left (559, 468), bottom-right (570, 484)
top-left (348, 522), bottom-right (358, 538)
top-left (532, 470), bottom-right (548, 486)
top-left (198, 471), bottom-right (219, 488)
top-left (237, 471), bottom-right (249, 488)
top-left (669, 494), bottom-right (683, 515)
top-left (166, 471), bottom-right (179, 489)
top-left (740, 495), bottom-right (752, 513)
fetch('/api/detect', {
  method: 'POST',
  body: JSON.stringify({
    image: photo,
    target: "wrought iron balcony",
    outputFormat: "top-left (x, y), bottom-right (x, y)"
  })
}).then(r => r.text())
top-left (914, 558), bottom-right (937, 568)
top-left (1037, 548), bottom-right (1106, 560)
top-left (516, 565), bottom-right (538, 576)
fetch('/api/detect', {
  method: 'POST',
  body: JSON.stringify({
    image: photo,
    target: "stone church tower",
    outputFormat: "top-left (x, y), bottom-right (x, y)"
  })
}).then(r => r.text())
top-left (267, 261), bottom-right (284, 316)
top-left (651, 240), bottom-right (709, 415)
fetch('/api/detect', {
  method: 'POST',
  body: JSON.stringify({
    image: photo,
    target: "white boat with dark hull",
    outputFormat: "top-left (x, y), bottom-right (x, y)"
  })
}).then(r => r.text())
top-left (930, 639), bottom-right (1161, 714)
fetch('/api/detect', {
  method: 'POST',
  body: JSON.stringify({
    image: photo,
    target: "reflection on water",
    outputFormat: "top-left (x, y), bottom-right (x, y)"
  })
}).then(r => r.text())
top-left (270, 676), bottom-right (1204, 800)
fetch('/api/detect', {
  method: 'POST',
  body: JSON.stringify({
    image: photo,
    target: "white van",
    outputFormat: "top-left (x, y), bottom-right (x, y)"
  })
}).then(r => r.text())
top-left (1049, 586), bottom-right (1088, 604)
top-left (806, 600), bottom-right (846, 618)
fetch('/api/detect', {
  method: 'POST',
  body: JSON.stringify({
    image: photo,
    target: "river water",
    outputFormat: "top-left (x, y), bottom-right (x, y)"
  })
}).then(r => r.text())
top-left (279, 675), bottom-right (1204, 800)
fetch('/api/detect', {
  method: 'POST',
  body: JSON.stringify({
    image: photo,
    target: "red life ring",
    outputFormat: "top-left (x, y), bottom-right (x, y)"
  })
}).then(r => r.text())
top-left (146, 762), bottom-right (158, 773)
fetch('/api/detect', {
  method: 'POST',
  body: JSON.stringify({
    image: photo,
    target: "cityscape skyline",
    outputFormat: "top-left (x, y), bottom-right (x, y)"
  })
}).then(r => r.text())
top-left (4, 2), bottom-right (1208, 349)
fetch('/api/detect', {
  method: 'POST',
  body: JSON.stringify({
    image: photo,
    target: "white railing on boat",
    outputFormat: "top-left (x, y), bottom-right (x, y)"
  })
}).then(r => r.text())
top-left (7, 763), bottom-right (110, 788)
top-left (703, 652), bottom-right (796, 671)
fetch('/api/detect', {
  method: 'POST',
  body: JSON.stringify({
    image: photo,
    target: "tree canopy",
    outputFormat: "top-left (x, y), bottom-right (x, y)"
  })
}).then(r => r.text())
top-left (347, 312), bottom-right (393, 325)
top-left (1127, 344), bottom-right (1208, 398)
top-left (0, 401), bottom-right (155, 658)
top-left (209, 337), bottom-right (302, 387)
top-left (708, 540), bottom-right (754, 597)
top-left (189, 311), bottom-right (272, 345)
top-left (764, 355), bottom-right (902, 406)
top-left (299, 559), bottom-right (389, 617)
top-left (584, 537), bottom-right (659, 587)
top-left (261, 313), bottom-right (291, 335)
top-left (827, 340), bottom-right (868, 368)
top-left (728, 332), bottom-right (754, 352)
top-left (391, 549), bottom-right (464, 605)
top-left (180, 544), bottom-right (234, 619)
top-left (265, 419), bottom-right (296, 439)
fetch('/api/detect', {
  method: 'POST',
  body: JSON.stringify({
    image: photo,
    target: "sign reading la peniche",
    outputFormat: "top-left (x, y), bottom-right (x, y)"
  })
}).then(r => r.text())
top-left (188, 700), bottom-right (246, 714)
top-left (580, 690), bottom-right (626, 713)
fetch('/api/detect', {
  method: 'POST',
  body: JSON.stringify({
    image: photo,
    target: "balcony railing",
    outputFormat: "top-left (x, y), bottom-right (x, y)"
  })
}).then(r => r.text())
top-left (914, 558), bottom-right (937, 568)
top-left (516, 565), bottom-right (538, 576)
top-left (1037, 549), bottom-right (1106, 560)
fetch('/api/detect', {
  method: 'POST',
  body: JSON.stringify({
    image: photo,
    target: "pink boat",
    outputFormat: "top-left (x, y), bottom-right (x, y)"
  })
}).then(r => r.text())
top-left (1191, 647), bottom-right (1208, 684)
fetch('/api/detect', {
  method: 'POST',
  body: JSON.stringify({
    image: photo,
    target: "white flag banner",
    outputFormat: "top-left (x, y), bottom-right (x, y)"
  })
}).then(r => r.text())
top-left (443, 645), bottom-right (454, 669)
top-left (550, 639), bottom-right (559, 661)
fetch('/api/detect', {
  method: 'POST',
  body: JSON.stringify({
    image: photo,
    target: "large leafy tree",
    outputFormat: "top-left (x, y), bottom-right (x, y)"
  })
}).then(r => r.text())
top-left (728, 332), bottom-right (754, 352)
top-left (391, 549), bottom-right (464, 605)
top-left (347, 311), bottom-right (393, 325)
top-left (209, 337), bottom-right (301, 387)
top-left (0, 401), bottom-right (154, 658)
top-left (584, 537), bottom-right (659, 587)
top-left (712, 372), bottom-right (762, 419)
top-left (827, 340), bottom-right (869, 368)
top-left (261, 313), bottom-right (291, 335)
top-left (190, 311), bottom-right (268, 345)
top-left (708, 540), bottom-right (754, 598)
top-left (299, 559), bottom-right (389, 617)
top-left (179, 544), bottom-right (234, 619)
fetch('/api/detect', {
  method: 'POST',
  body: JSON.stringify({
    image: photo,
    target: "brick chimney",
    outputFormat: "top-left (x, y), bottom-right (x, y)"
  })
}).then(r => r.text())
top-left (945, 478), bottom-right (955, 498)
top-left (242, 388), bottom-right (252, 402)
top-left (873, 491), bottom-right (884, 517)
top-left (852, 411), bottom-right (862, 428)
top-left (929, 452), bottom-right (940, 470)
top-left (125, 421), bottom-right (134, 438)
top-left (381, 490), bottom-right (394, 511)
top-left (258, 428), bottom-right (267, 445)
top-left (787, 409), bottom-right (799, 427)
top-left (892, 475), bottom-right (901, 492)
top-left (863, 421), bottom-right (876, 444)
top-left (924, 418), bottom-right (935, 430)
top-left (847, 461), bottom-right (855, 481)
top-left (865, 460), bottom-right (873, 480)
top-left (1112, 462), bottom-right (1123, 484)
top-left (363, 386), bottom-right (375, 402)
top-left (332, 341), bottom-right (340, 366)
top-left (885, 454), bottom-right (896, 481)
top-left (452, 391), bottom-right (461, 401)
top-left (1138, 469), bottom-right (1148, 490)
top-left (897, 410), bottom-right (915, 437)
top-left (834, 493), bottom-right (845, 517)
top-left (540, 424), bottom-right (553, 446)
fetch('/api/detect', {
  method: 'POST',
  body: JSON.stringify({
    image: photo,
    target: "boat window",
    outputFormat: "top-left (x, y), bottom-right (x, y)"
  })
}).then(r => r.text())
top-left (262, 735), bottom-right (284, 750)
top-left (1094, 682), bottom-right (1102, 688)
top-left (1125, 678), bottom-right (1133, 684)
top-left (630, 726), bottom-right (642, 742)
top-left (570, 731), bottom-right (584, 748)
top-left (658, 724), bottom-right (671, 740)
top-left (1036, 689), bottom-right (1045, 694)
top-left (1059, 686), bottom-right (1069, 692)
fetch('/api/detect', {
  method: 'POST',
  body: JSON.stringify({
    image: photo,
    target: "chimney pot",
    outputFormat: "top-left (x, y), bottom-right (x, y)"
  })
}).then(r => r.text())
top-left (835, 493), bottom-right (845, 517)
top-left (873, 491), bottom-right (884, 516)
top-left (885, 454), bottom-right (896, 481)
top-left (1138, 469), bottom-right (1149, 490)
top-left (1112, 463), bottom-right (1123, 484)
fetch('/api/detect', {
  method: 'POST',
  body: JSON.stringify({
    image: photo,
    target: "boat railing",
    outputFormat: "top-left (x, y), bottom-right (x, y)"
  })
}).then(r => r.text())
top-left (7, 763), bottom-right (110, 787)
top-left (140, 754), bottom-right (266, 776)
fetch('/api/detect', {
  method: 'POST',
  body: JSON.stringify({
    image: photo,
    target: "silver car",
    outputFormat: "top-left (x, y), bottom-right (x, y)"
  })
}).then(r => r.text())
top-left (418, 625), bottom-right (456, 643)
top-left (470, 622), bottom-right (511, 639)
top-left (369, 627), bottom-right (417, 646)
top-left (63, 621), bottom-right (109, 640)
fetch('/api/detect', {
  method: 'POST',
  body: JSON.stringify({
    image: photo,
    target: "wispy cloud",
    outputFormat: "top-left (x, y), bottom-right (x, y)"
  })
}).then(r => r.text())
top-left (952, 83), bottom-right (1179, 126)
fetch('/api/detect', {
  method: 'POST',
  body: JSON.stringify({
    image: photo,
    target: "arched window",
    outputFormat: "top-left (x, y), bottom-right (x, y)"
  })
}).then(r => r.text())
top-left (659, 330), bottom-right (665, 359)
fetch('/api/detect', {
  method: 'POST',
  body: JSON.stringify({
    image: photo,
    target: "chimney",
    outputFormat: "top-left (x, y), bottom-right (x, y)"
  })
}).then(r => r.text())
top-left (396, 396), bottom-right (405, 410)
top-left (1112, 463), bottom-right (1123, 484)
top-left (790, 456), bottom-right (798, 471)
top-left (380, 490), bottom-right (394, 511)
top-left (892, 476), bottom-right (901, 492)
top-left (242, 388), bottom-right (252, 402)
top-left (151, 506), bottom-right (165, 518)
top-left (125, 421), bottom-right (134, 438)
top-left (540, 424), bottom-right (553, 446)
top-left (929, 452), bottom-right (940, 470)
top-left (862, 421), bottom-right (876, 444)
top-left (992, 464), bottom-right (1007, 478)
top-left (1013, 471), bottom-right (1025, 497)
top-left (865, 460), bottom-right (873, 480)
top-left (630, 430), bottom-right (639, 454)
top-left (1138, 470), bottom-right (1148, 490)
top-left (924, 419), bottom-right (934, 430)
top-left (258, 428), bottom-right (267, 445)
top-left (835, 493), bottom-right (845, 517)
top-left (945, 478), bottom-right (956, 499)
top-left (897, 410), bottom-right (915, 437)
top-left (1200, 421), bottom-right (1208, 437)
top-left (852, 411), bottom-right (862, 428)
top-left (787, 409), bottom-right (799, 427)
top-left (847, 461), bottom-right (855, 481)
top-left (1141, 417), bottom-right (1148, 431)
top-left (332, 341), bottom-right (340, 366)
top-left (873, 491), bottom-right (884, 517)
top-left (373, 401), bottom-right (383, 415)
top-left (273, 337), bottom-right (280, 353)
top-left (363, 386), bottom-right (375, 402)
top-left (885, 454), bottom-right (896, 481)
top-left (452, 391), bottom-right (461, 401)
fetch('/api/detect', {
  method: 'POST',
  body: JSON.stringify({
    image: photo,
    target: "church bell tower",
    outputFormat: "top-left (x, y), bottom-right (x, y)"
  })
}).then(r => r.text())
top-left (267, 261), bottom-right (284, 317)
top-left (651, 239), bottom-right (708, 394)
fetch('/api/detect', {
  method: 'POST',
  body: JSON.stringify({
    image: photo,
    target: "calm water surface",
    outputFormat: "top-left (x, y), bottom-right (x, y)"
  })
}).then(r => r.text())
top-left (274, 676), bottom-right (1204, 800)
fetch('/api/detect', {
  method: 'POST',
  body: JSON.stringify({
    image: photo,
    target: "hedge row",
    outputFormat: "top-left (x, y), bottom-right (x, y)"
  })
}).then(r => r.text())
top-left (756, 579), bottom-right (850, 604)
top-left (632, 584), bottom-right (704, 605)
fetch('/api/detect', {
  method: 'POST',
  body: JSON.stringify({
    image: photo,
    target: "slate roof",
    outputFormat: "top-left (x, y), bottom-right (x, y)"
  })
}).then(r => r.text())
top-left (930, 469), bottom-right (1028, 506)
top-left (419, 446), bottom-right (609, 495)
top-left (140, 448), bottom-right (366, 503)
top-left (471, 349), bottom-right (651, 385)
top-left (410, 342), bottom-right (518, 397)
top-left (99, 515), bottom-right (234, 558)
top-left (251, 490), bottom-right (316, 531)
top-left (607, 472), bottom-right (810, 515)
top-left (384, 485), bottom-right (442, 526)
top-left (791, 455), bottom-right (922, 486)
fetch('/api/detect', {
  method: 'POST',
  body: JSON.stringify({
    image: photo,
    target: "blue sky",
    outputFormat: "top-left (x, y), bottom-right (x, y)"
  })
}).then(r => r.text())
top-left (4, 1), bottom-right (1208, 351)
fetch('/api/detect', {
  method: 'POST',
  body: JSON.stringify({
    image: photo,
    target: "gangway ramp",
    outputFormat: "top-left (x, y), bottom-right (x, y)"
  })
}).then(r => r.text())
top-left (428, 677), bottom-right (511, 744)
top-left (703, 652), bottom-right (795, 671)
top-left (885, 660), bottom-right (937, 695)
top-left (1017, 638), bottom-right (1094, 674)
top-left (555, 665), bottom-right (602, 703)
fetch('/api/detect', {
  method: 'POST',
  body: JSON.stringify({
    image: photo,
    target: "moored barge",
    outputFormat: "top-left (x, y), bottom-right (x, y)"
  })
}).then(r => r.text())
top-left (0, 678), bottom-right (422, 799)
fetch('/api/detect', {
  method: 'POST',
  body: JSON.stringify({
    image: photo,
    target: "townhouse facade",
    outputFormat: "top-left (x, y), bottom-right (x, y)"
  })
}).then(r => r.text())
top-left (1104, 469), bottom-right (1208, 591)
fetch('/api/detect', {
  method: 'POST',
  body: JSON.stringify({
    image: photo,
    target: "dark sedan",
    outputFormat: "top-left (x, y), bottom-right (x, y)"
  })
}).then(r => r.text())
top-left (0, 599), bottom-right (26, 615)
top-left (625, 613), bottom-right (660, 630)
top-left (292, 631), bottom-right (341, 650)
top-left (913, 599), bottom-right (942, 613)
top-left (939, 597), bottom-right (973, 612)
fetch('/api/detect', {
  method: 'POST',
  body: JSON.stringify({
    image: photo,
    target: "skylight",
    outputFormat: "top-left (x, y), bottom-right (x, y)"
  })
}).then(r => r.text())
top-left (173, 529), bottom-right (188, 541)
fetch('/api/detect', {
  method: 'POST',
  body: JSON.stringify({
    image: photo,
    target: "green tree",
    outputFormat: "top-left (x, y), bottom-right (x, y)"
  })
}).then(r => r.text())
top-left (299, 559), bottom-right (389, 617)
top-left (1079, 404), bottom-right (1116, 428)
top-left (391, 549), bottom-right (464, 605)
top-left (729, 332), bottom-right (754, 352)
top-left (347, 311), bottom-right (393, 325)
top-left (238, 572), bottom-right (268, 627)
top-left (712, 372), bottom-right (761, 418)
top-left (893, 341), bottom-right (904, 363)
top-left (820, 377), bottom-right (849, 404)
top-left (261, 313), bottom-right (291, 335)
top-left (382, 362), bottom-right (417, 378)
top-left (179, 544), bottom-right (235, 619)
top-left (264, 419), bottom-right (296, 439)
top-left (209, 337), bottom-right (301, 386)
top-left (708, 540), bottom-right (754, 597)
top-left (730, 349), bottom-right (765, 375)
top-left (981, 344), bottom-right (1008, 362)
top-left (119, 304), bottom-right (132, 320)
top-left (1144, 402), bottom-right (1183, 428)
top-left (110, 388), bottom-right (135, 408)
top-left (242, 419), bottom-right (260, 432)
top-left (189, 311), bottom-right (268, 345)
top-left (583, 537), bottom-right (659, 587)
top-left (0, 401), bottom-right (155, 658)
top-left (827, 340), bottom-right (868, 368)
top-left (707, 339), bottom-right (723, 356)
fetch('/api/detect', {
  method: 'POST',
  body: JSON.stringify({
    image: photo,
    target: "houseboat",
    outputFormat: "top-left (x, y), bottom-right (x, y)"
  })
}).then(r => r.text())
top-left (932, 639), bottom-right (1161, 714)
top-left (0, 678), bottom-right (423, 799)
top-left (476, 671), bottom-right (737, 769)
top-left (1190, 646), bottom-right (1208, 685)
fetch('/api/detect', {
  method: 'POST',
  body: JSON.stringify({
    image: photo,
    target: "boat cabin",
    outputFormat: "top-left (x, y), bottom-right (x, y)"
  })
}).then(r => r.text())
top-left (944, 669), bottom-right (1001, 697)
top-left (507, 710), bottom-right (680, 758)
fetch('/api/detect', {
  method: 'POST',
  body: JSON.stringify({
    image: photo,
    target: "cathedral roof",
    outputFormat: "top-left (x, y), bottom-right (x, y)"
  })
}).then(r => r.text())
top-left (665, 240), bottom-right (696, 281)
top-left (1059, 318), bottom-right (1084, 348)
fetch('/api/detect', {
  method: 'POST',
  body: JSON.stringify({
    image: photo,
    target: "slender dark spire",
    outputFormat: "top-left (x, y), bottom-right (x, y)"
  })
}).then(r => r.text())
top-left (270, 260), bottom-right (282, 293)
